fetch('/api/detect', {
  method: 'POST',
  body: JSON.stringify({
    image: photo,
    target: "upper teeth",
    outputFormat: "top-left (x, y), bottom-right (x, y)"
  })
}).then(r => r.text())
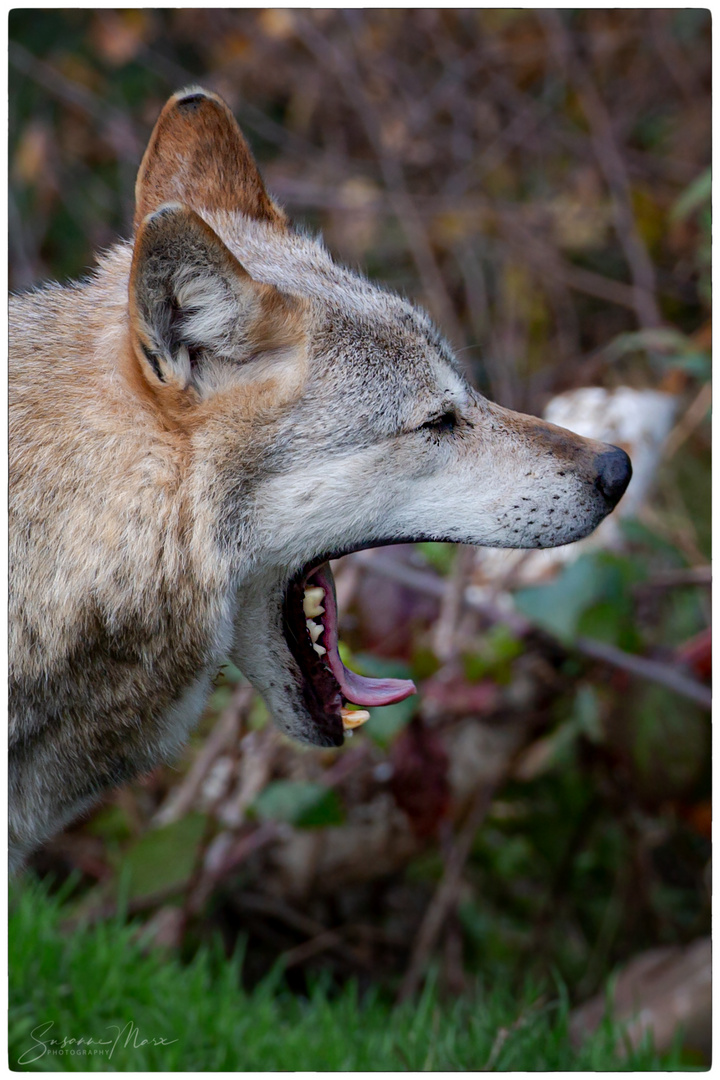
top-left (304, 587), bottom-right (327, 655)
top-left (303, 587), bottom-right (325, 619)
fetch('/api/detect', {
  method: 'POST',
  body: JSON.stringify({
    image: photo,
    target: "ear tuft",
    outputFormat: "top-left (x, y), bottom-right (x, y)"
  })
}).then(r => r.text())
top-left (175, 90), bottom-right (210, 111)
top-left (129, 204), bottom-right (304, 397)
top-left (134, 88), bottom-right (286, 229)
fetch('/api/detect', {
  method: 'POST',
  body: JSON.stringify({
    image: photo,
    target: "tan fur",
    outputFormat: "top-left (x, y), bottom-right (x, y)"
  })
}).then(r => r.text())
top-left (134, 87), bottom-right (286, 228)
top-left (9, 88), bottom-right (631, 871)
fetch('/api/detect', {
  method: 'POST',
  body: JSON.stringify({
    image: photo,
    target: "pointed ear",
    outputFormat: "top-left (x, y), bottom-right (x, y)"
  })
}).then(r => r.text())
top-left (134, 87), bottom-right (286, 229)
top-left (129, 204), bottom-right (303, 393)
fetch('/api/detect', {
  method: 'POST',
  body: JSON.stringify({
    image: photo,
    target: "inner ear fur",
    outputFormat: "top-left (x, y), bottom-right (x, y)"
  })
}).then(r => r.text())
top-left (134, 87), bottom-right (286, 229)
top-left (129, 203), bottom-right (303, 393)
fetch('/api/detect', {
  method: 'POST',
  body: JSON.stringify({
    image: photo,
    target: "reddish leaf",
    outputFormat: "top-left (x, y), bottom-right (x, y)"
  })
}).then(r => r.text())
top-left (390, 719), bottom-right (450, 838)
top-left (421, 674), bottom-right (498, 716)
top-left (677, 629), bottom-right (711, 681)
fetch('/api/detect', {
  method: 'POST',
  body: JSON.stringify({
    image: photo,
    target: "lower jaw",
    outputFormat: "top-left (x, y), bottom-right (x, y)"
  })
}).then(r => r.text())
top-left (281, 555), bottom-right (416, 746)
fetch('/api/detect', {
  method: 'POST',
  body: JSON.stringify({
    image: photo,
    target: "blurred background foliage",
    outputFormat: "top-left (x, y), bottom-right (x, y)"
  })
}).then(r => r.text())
top-left (9, 7), bottom-right (711, 1065)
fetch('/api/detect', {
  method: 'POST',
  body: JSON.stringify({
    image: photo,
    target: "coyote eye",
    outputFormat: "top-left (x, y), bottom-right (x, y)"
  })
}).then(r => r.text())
top-left (417, 409), bottom-right (457, 435)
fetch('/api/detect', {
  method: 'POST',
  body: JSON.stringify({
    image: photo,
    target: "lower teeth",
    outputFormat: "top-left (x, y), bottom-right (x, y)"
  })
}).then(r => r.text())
top-left (341, 708), bottom-right (370, 730)
top-left (302, 583), bottom-right (370, 734)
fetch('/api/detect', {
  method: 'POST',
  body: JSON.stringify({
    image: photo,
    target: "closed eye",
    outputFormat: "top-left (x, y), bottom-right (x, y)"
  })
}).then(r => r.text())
top-left (417, 409), bottom-right (458, 435)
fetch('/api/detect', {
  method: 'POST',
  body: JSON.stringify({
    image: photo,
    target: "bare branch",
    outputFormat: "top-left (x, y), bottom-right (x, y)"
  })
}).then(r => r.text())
top-left (292, 11), bottom-right (467, 352)
top-left (352, 550), bottom-right (712, 710)
top-left (539, 12), bottom-right (663, 331)
top-left (152, 683), bottom-right (253, 827)
top-left (398, 781), bottom-right (495, 1002)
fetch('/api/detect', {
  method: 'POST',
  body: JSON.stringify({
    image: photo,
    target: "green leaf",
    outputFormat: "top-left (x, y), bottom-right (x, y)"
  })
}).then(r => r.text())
top-left (348, 652), bottom-right (413, 680)
top-left (515, 553), bottom-right (644, 644)
top-left (670, 167), bottom-right (711, 222)
top-left (574, 685), bottom-right (603, 744)
top-left (410, 644), bottom-right (442, 680)
top-left (577, 600), bottom-right (639, 652)
top-left (218, 661), bottom-right (246, 685)
top-left (630, 686), bottom-right (708, 798)
top-left (486, 624), bottom-right (525, 663)
top-left (86, 803), bottom-right (133, 844)
top-left (365, 694), bottom-right (419, 746)
top-left (514, 555), bottom-right (607, 642)
top-left (248, 696), bottom-right (269, 730)
top-left (654, 350), bottom-right (711, 379)
top-left (118, 814), bottom-right (208, 900)
top-left (417, 541), bottom-right (457, 574)
top-left (604, 327), bottom-right (689, 361)
top-left (208, 684), bottom-right (233, 714)
top-left (463, 625), bottom-right (525, 682)
top-left (619, 517), bottom-right (685, 561)
top-left (603, 328), bottom-right (711, 379)
top-left (252, 781), bottom-right (344, 828)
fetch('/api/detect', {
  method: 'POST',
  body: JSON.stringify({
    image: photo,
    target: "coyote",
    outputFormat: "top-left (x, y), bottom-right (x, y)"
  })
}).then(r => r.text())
top-left (9, 88), bottom-right (631, 869)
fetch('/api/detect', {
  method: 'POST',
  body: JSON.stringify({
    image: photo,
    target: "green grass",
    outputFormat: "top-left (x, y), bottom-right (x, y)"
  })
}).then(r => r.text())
top-left (9, 881), bottom-right (684, 1071)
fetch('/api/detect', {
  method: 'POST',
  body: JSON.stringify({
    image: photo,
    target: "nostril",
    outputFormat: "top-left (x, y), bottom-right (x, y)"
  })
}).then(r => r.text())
top-left (594, 446), bottom-right (632, 508)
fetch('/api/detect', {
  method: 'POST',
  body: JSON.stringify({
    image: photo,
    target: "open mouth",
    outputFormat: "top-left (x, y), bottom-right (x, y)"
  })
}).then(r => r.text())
top-left (282, 558), bottom-right (416, 746)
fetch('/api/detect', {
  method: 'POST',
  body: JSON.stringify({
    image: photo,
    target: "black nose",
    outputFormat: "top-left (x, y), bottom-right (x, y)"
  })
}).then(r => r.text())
top-left (594, 446), bottom-right (632, 508)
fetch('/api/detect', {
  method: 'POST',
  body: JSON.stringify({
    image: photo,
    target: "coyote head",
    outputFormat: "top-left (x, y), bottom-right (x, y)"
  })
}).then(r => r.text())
top-left (129, 88), bottom-right (631, 749)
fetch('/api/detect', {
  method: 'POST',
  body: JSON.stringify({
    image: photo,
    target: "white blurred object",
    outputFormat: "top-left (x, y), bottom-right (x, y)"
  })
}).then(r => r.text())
top-left (473, 386), bottom-right (678, 588)
top-left (544, 387), bottom-right (677, 516)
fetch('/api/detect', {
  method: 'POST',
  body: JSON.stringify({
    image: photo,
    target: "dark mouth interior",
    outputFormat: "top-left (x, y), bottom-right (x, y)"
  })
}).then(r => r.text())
top-left (282, 552), bottom-right (417, 747)
top-left (283, 566), bottom-right (344, 746)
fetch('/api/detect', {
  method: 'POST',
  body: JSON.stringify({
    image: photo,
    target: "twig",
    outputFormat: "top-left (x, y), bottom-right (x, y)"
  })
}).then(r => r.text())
top-left (280, 928), bottom-right (369, 971)
top-left (152, 683), bottom-right (253, 827)
top-left (184, 822), bottom-right (283, 916)
top-left (10, 42), bottom-right (142, 157)
top-left (8, 187), bottom-right (44, 289)
top-left (574, 635), bottom-right (711, 710)
top-left (663, 382), bottom-right (711, 460)
top-left (218, 163), bottom-right (672, 318)
top-left (650, 10), bottom-right (703, 104)
top-left (293, 11), bottom-right (467, 350)
top-left (495, 209), bottom-right (649, 313)
top-left (635, 566), bottom-right (711, 591)
top-left (61, 881), bottom-right (188, 931)
top-left (233, 890), bottom-right (330, 938)
top-left (483, 60), bottom-right (699, 186)
top-left (540, 12), bottom-right (662, 331)
top-left (280, 931), bottom-right (340, 968)
top-left (319, 744), bottom-right (371, 789)
top-left (433, 546), bottom-right (475, 662)
top-left (482, 997), bottom-right (548, 1070)
top-left (231, 890), bottom-right (370, 971)
top-left (398, 781), bottom-right (495, 1002)
top-left (181, 724), bottom-right (279, 916)
top-left (352, 550), bottom-right (712, 710)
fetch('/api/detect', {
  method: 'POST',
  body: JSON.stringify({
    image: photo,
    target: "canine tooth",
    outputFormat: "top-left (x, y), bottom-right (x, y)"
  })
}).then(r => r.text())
top-left (306, 619), bottom-right (324, 644)
top-left (303, 587), bottom-right (325, 618)
top-left (341, 708), bottom-right (371, 730)
top-left (312, 643), bottom-right (327, 656)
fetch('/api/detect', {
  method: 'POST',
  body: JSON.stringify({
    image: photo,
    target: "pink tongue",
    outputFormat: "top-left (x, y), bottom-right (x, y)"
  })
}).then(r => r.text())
top-left (312, 563), bottom-right (416, 707)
